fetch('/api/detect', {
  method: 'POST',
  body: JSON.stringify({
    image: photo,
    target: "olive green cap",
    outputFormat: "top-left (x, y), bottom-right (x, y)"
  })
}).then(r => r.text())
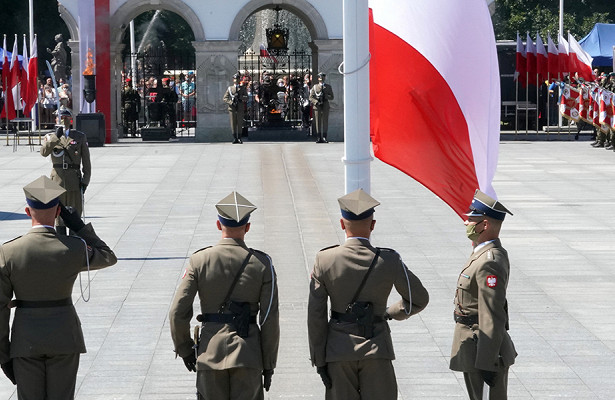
top-left (23, 176), bottom-right (65, 209)
top-left (216, 192), bottom-right (257, 227)
top-left (338, 189), bottom-right (380, 220)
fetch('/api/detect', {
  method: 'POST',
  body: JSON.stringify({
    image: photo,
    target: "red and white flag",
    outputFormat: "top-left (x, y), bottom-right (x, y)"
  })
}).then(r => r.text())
top-left (259, 44), bottom-right (278, 63)
top-left (20, 35), bottom-right (29, 114)
top-left (591, 87), bottom-right (601, 127)
top-left (578, 84), bottom-right (590, 123)
top-left (1, 35), bottom-right (10, 119)
top-left (559, 84), bottom-right (580, 122)
top-left (25, 35), bottom-right (38, 116)
top-left (599, 90), bottom-right (612, 133)
top-left (568, 33), bottom-right (593, 82)
top-left (535, 33), bottom-right (548, 82)
top-left (369, 0), bottom-right (501, 218)
top-left (558, 34), bottom-right (570, 77)
top-left (547, 33), bottom-right (559, 81)
top-left (9, 35), bottom-right (21, 112)
top-left (514, 32), bottom-right (527, 87)
top-left (526, 32), bottom-right (537, 83)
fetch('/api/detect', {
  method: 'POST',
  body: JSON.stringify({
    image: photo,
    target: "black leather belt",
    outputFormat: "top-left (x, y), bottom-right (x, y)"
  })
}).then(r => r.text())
top-left (53, 163), bottom-right (80, 170)
top-left (454, 312), bottom-right (478, 326)
top-left (330, 311), bottom-right (384, 323)
top-left (15, 298), bottom-right (72, 308)
top-left (199, 313), bottom-right (257, 324)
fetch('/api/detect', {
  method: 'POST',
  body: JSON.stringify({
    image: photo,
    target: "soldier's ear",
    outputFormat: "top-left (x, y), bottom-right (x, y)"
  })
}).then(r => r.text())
top-left (25, 207), bottom-right (32, 217)
top-left (370, 219), bottom-right (376, 231)
top-left (244, 223), bottom-right (251, 234)
top-left (216, 220), bottom-right (222, 231)
top-left (340, 218), bottom-right (346, 231)
top-left (55, 205), bottom-right (62, 218)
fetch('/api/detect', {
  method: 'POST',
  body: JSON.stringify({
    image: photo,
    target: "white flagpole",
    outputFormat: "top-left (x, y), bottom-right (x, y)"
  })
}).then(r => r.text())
top-left (29, 0), bottom-right (34, 48)
top-left (342, 0), bottom-right (371, 194)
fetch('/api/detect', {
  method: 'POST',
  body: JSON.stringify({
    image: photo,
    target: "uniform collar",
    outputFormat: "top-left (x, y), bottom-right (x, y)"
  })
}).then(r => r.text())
top-left (343, 237), bottom-right (372, 247)
top-left (29, 225), bottom-right (56, 233)
top-left (472, 238), bottom-right (501, 256)
top-left (217, 237), bottom-right (248, 248)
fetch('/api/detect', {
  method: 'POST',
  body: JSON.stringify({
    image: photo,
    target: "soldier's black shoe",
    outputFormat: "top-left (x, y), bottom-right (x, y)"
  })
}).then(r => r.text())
top-left (590, 140), bottom-right (598, 146)
top-left (238, 139), bottom-right (243, 144)
top-left (606, 144), bottom-right (614, 150)
top-left (592, 142), bottom-right (605, 148)
top-left (232, 139), bottom-right (240, 144)
top-left (316, 138), bottom-right (327, 143)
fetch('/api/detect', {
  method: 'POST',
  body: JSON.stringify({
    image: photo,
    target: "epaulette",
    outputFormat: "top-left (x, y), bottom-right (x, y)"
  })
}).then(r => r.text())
top-left (2, 236), bottom-right (22, 245)
top-left (318, 244), bottom-right (339, 252)
top-left (486, 249), bottom-right (493, 261)
top-left (376, 247), bottom-right (398, 253)
top-left (251, 248), bottom-right (269, 257)
top-left (192, 246), bottom-right (212, 254)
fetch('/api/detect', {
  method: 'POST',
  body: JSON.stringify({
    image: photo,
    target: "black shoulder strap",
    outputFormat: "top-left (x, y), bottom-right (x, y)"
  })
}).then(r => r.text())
top-left (220, 249), bottom-right (254, 310)
top-left (348, 248), bottom-right (381, 307)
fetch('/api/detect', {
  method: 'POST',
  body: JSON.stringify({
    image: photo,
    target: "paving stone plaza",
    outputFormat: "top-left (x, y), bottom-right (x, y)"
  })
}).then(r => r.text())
top-left (0, 138), bottom-right (614, 399)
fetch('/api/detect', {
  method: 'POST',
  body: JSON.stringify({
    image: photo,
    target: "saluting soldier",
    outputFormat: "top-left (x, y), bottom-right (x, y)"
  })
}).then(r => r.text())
top-left (308, 189), bottom-right (429, 400)
top-left (0, 176), bottom-right (117, 398)
top-left (40, 106), bottom-right (91, 235)
top-left (223, 73), bottom-right (248, 144)
top-left (450, 189), bottom-right (517, 400)
top-left (309, 72), bottom-right (334, 143)
top-left (169, 192), bottom-right (280, 400)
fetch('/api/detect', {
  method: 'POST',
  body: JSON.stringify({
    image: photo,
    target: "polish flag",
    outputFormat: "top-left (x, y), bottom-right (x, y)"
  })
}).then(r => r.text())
top-left (535, 33), bottom-right (548, 83)
top-left (6, 36), bottom-right (19, 119)
top-left (25, 35), bottom-right (38, 116)
top-left (369, 0), bottom-right (500, 218)
top-left (558, 34), bottom-right (570, 77)
top-left (525, 32), bottom-right (537, 84)
top-left (259, 44), bottom-right (278, 63)
top-left (514, 33), bottom-right (527, 88)
top-left (1, 35), bottom-right (10, 119)
top-left (568, 33), bottom-right (593, 82)
top-left (20, 35), bottom-right (29, 114)
top-left (547, 33), bottom-right (559, 81)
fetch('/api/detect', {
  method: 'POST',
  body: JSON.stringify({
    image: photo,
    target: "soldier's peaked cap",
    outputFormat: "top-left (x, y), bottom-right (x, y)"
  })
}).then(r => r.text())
top-left (338, 189), bottom-right (380, 220)
top-left (465, 189), bottom-right (512, 221)
top-left (216, 192), bottom-right (257, 227)
top-left (23, 176), bottom-right (65, 209)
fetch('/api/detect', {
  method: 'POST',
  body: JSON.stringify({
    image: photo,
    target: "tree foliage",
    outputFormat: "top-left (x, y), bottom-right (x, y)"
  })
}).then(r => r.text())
top-left (493, 0), bottom-right (614, 40)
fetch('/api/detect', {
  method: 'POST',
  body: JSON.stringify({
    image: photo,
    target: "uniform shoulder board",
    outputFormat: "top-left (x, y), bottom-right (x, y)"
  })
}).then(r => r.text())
top-left (2, 236), bottom-right (22, 245)
top-left (251, 248), bottom-right (270, 257)
top-left (192, 246), bottom-right (212, 255)
top-left (318, 244), bottom-right (339, 252)
top-left (376, 247), bottom-right (398, 253)
top-left (486, 249), bottom-right (493, 261)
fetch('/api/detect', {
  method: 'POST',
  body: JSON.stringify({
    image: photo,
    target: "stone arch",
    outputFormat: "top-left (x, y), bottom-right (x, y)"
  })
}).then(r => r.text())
top-left (110, 0), bottom-right (206, 45)
top-left (58, 3), bottom-right (79, 41)
top-left (229, 0), bottom-right (329, 41)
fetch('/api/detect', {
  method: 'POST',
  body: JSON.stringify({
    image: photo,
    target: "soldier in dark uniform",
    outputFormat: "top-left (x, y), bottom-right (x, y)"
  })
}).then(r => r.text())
top-left (40, 106), bottom-right (91, 235)
top-left (450, 190), bottom-right (517, 400)
top-left (223, 73), bottom-right (248, 144)
top-left (308, 189), bottom-right (430, 400)
top-left (169, 192), bottom-right (280, 400)
top-left (122, 78), bottom-right (140, 136)
top-left (156, 77), bottom-right (179, 137)
top-left (0, 176), bottom-right (117, 399)
top-left (309, 72), bottom-right (334, 143)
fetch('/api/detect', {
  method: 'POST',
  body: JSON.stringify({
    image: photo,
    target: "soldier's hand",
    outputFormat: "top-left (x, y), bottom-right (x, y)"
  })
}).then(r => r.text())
top-left (316, 365), bottom-right (332, 389)
top-left (1, 360), bottom-right (16, 385)
top-left (55, 126), bottom-right (64, 138)
top-left (59, 203), bottom-right (85, 232)
top-left (262, 369), bottom-right (274, 391)
top-left (182, 353), bottom-right (197, 372)
top-left (479, 369), bottom-right (498, 387)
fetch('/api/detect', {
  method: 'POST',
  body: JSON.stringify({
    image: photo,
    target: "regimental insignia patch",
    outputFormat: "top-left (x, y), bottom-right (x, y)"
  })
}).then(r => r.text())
top-left (486, 275), bottom-right (497, 288)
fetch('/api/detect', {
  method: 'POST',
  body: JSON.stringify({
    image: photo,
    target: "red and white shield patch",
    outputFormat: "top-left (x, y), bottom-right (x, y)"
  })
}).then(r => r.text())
top-left (486, 275), bottom-right (497, 288)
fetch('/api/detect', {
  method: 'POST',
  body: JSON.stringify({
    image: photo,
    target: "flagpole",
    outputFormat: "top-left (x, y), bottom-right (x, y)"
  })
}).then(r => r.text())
top-left (342, 0), bottom-right (371, 194)
top-left (526, 70), bottom-right (529, 134)
top-left (546, 72), bottom-right (550, 135)
top-left (29, 0), bottom-right (34, 47)
top-left (515, 78), bottom-right (518, 134)
top-left (536, 74), bottom-right (539, 135)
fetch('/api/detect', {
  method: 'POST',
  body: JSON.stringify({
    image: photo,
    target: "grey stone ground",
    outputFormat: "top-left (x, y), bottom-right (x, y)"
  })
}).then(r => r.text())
top-left (0, 136), bottom-right (614, 399)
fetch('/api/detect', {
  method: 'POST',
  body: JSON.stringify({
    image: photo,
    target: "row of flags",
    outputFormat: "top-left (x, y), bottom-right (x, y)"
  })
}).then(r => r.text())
top-left (1, 34), bottom-right (38, 121)
top-left (560, 82), bottom-right (615, 134)
top-left (515, 32), bottom-right (593, 87)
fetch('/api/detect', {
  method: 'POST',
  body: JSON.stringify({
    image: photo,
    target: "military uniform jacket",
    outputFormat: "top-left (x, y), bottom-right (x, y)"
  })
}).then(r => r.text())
top-left (169, 238), bottom-right (280, 371)
top-left (450, 239), bottom-right (517, 372)
top-left (0, 224), bottom-right (117, 363)
top-left (223, 84), bottom-right (248, 112)
top-left (309, 83), bottom-right (334, 108)
top-left (308, 238), bottom-right (429, 367)
top-left (40, 129), bottom-right (92, 190)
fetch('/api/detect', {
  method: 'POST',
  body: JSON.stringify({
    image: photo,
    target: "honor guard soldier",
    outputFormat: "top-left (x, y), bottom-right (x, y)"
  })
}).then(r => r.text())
top-left (309, 72), bottom-right (334, 143)
top-left (308, 189), bottom-right (429, 400)
top-left (40, 106), bottom-right (91, 235)
top-left (169, 192), bottom-right (280, 400)
top-left (450, 190), bottom-right (517, 400)
top-left (122, 78), bottom-right (141, 136)
top-left (0, 176), bottom-right (117, 398)
top-left (223, 73), bottom-right (248, 144)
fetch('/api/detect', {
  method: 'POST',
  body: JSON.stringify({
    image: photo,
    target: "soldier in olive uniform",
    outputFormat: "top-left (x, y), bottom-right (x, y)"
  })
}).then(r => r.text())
top-left (309, 72), bottom-right (334, 143)
top-left (0, 176), bottom-right (117, 398)
top-left (169, 192), bottom-right (280, 400)
top-left (122, 78), bottom-right (141, 136)
top-left (308, 189), bottom-right (429, 400)
top-left (450, 189), bottom-right (517, 400)
top-left (40, 106), bottom-right (91, 235)
top-left (223, 73), bottom-right (248, 144)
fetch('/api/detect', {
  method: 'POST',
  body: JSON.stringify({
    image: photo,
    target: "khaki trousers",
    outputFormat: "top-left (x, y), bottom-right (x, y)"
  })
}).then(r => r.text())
top-left (13, 353), bottom-right (79, 400)
top-left (313, 102), bottom-right (330, 139)
top-left (229, 107), bottom-right (245, 138)
top-left (326, 358), bottom-right (397, 400)
top-left (197, 367), bottom-right (263, 400)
